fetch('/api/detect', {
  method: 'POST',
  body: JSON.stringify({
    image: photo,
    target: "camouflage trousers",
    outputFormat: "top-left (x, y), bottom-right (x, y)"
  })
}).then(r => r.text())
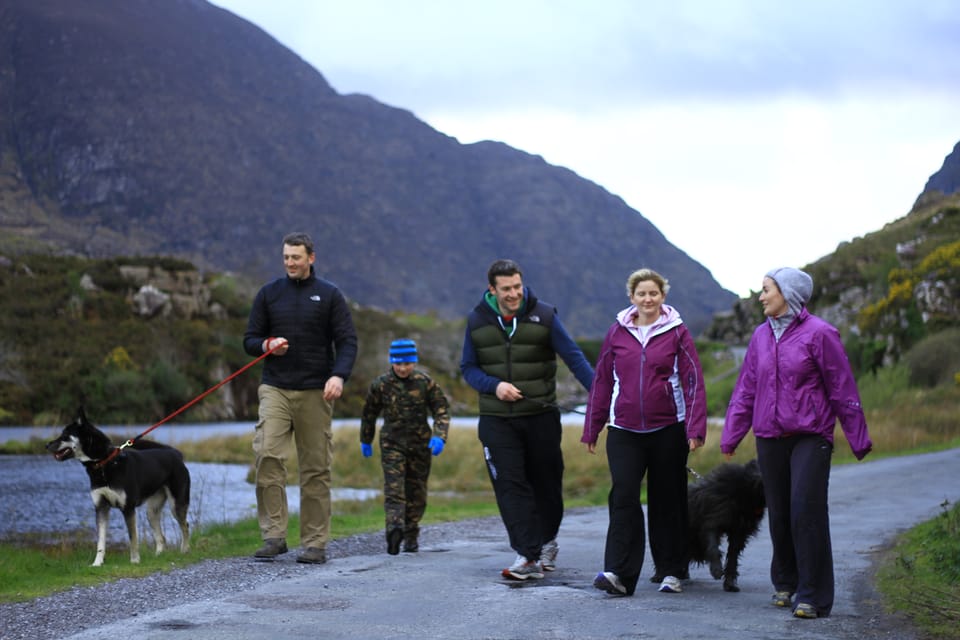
top-left (381, 441), bottom-right (433, 541)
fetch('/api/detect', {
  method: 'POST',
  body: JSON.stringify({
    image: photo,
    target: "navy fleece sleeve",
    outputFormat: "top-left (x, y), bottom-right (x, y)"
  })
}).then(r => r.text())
top-left (550, 315), bottom-right (594, 390)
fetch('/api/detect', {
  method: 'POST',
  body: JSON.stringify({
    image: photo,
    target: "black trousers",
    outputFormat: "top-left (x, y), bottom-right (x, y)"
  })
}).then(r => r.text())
top-left (479, 410), bottom-right (564, 562)
top-left (603, 423), bottom-right (689, 595)
top-left (756, 435), bottom-right (834, 616)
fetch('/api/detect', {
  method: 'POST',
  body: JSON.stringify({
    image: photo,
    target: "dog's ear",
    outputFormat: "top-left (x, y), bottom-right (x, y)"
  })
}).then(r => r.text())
top-left (77, 406), bottom-right (88, 424)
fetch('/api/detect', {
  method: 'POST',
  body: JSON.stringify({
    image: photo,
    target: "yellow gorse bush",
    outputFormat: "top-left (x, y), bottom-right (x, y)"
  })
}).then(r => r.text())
top-left (858, 239), bottom-right (960, 336)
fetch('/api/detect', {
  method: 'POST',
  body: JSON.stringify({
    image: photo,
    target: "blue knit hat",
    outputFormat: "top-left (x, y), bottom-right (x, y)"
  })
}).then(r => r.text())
top-left (389, 339), bottom-right (418, 363)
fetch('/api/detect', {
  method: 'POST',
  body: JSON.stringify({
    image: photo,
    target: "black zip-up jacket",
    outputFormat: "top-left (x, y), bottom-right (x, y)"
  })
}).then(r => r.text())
top-left (243, 268), bottom-right (358, 390)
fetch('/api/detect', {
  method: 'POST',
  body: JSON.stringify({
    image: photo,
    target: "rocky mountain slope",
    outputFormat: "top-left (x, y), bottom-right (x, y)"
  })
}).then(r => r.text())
top-left (0, 0), bottom-right (735, 336)
top-left (705, 180), bottom-right (959, 377)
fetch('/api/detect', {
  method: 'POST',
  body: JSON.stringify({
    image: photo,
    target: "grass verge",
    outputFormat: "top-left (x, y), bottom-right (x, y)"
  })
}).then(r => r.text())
top-left (875, 500), bottom-right (960, 639)
top-left (0, 493), bottom-right (501, 603)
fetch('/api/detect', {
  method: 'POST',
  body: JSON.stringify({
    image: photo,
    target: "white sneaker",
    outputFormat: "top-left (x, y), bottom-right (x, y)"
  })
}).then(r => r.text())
top-left (540, 539), bottom-right (558, 571)
top-left (659, 575), bottom-right (682, 593)
top-left (594, 571), bottom-right (627, 595)
top-left (502, 554), bottom-right (544, 580)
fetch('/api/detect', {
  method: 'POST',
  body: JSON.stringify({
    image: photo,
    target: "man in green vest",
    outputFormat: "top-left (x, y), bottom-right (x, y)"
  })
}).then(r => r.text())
top-left (460, 259), bottom-right (594, 580)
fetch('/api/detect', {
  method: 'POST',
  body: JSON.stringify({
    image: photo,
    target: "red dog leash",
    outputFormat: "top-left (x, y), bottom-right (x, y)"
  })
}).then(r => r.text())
top-left (94, 339), bottom-right (286, 468)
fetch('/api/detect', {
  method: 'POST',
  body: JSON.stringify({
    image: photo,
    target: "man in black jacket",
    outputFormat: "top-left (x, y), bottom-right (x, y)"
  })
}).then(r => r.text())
top-left (244, 232), bottom-right (358, 564)
top-left (460, 259), bottom-right (594, 580)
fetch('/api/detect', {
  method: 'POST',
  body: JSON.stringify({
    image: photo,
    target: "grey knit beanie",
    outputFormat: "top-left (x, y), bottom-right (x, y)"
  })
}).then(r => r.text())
top-left (765, 267), bottom-right (813, 315)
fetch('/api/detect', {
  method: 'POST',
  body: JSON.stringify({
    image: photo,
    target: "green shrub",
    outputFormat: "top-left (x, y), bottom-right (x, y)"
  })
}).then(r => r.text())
top-left (85, 370), bottom-right (157, 422)
top-left (147, 359), bottom-right (195, 413)
top-left (903, 328), bottom-right (960, 388)
top-left (857, 363), bottom-right (911, 410)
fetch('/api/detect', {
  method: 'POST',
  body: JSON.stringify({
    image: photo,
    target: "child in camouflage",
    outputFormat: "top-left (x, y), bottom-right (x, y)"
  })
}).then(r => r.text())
top-left (360, 339), bottom-right (451, 554)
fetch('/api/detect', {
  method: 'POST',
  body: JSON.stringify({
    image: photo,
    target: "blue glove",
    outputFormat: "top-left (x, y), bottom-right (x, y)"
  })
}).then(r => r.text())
top-left (429, 436), bottom-right (445, 456)
top-left (361, 443), bottom-right (373, 458)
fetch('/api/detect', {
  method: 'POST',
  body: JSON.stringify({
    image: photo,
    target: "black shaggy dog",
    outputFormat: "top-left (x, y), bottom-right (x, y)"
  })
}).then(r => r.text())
top-left (686, 459), bottom-right (766, 592)
top-left (46, 408), bottom-right (191, 566)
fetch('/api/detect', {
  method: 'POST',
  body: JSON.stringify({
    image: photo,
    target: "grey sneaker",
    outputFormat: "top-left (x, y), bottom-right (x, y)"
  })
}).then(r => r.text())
top-left (540, 539), bottom-right (558, 571)
top-left (594, 571), bottom-right (627, 595)
top-left (772, 591), bottom-right (793, 607)
top-left (501, 554), bottom-right (544, 580)
top-left (793, 603), bottom-right (818, 619)
top-left (658, 576), bottom-right (683, 593)
top-left (296, 547), bottom-right (327, 564)
top-left (253, 538), bottom-right (288, 560)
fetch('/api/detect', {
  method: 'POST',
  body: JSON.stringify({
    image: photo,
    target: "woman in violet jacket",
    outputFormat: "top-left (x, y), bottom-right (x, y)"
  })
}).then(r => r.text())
top-left (582, 268), bottom-right (707, 597)
top-left (721, 267), bottom-right (873, 620)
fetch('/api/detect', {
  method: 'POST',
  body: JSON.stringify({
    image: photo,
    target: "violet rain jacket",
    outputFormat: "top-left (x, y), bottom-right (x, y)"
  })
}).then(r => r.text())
top-left (721, 308), bottom-right (873, 459)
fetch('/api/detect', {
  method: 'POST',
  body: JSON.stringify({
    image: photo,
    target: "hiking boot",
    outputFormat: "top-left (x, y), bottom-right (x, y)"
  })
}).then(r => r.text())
top-left (253, 538), bottom-right (288, 560)
top-left (386, 528), bottom-right (403, 555)
top-left (593, 571), bottom-right (627, 595)
top-left (540, 539), bottom-right (558, 571)
top-left (793, 603), bottom-right (818, 619)
top-left (296, 547), bottom-right (327, 564)
top-left (501, 555), bottom-right (544, 580)
top-left (658, 576), bottom-right (683, 593)
top-left (402, 536), bottom-right (419, 553)
top-left (771, 591), bottom-right (793, 607)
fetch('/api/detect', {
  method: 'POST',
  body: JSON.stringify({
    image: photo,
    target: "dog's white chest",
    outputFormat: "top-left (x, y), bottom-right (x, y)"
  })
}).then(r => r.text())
top-left (91, 486), bottom-right (127, 509)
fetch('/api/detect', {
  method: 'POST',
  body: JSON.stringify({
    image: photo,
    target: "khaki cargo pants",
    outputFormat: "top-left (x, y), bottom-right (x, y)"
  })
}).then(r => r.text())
top-left (253, 384), bottom-right (333, 550)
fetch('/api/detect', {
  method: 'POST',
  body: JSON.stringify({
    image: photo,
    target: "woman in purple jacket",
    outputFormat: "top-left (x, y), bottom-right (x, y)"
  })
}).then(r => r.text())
top-left (721, 267), bottom-right (872, 620)
top-left (582, 268), bottom-right (707, 596)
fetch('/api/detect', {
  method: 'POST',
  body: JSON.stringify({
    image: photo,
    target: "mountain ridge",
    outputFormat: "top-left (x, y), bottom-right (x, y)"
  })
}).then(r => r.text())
top-left (0, 0), bottom-right (734, 336)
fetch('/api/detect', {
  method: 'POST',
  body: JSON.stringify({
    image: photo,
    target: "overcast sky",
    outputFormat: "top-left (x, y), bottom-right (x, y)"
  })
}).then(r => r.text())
top-left (212, 0), bottom-right (960, 297)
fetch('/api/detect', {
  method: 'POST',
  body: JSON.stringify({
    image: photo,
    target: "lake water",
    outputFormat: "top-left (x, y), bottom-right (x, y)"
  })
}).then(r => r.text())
top-left (0, 415), bottom-right (587, 545)
top-left (0, 414), bottom-right (587, 445)
top-left (0, 420), bottom-right (344, 446)
top-left (0, 455), bottom-right (379, 546)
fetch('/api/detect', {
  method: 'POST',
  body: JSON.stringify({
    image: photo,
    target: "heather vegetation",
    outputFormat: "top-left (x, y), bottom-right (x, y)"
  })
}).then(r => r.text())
top-left (2, 195), bottom-right (958, 443)
top-left (0, 254), bottom-right (477, 425)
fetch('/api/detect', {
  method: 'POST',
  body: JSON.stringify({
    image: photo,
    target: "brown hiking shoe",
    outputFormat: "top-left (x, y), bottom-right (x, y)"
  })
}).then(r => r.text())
top-left (253, 538), bottom-right (288, 560)
top-left (297, 547), bottom-right (327, 564)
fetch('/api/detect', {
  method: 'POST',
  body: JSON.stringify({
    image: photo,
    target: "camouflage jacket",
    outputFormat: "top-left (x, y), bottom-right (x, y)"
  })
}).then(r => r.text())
top-left (360, 369), bottom-right (451, 448)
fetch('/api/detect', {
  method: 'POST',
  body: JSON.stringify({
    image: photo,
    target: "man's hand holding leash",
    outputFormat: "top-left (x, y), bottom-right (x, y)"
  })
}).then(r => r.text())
top-left (263, 337), bottom-right (289, 355)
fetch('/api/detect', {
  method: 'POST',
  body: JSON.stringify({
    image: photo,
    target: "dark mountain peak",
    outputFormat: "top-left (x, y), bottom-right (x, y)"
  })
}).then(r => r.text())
top-left (920, 140), bottom-right (960, 200)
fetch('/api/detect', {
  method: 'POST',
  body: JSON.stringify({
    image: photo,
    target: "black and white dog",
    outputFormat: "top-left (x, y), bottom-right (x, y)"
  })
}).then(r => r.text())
top-left (685, 459), bottom-right (766, 592)
top-left (46, 409), bottom-right (191, 566)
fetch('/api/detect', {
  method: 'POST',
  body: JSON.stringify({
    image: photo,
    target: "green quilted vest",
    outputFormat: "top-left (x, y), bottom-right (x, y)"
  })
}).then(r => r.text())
top-left (470, 307), bottom-right (558, 416)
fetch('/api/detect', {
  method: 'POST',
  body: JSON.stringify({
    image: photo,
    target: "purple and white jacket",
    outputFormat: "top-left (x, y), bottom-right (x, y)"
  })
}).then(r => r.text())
top-left (581, 304), bottom-right (707, 445)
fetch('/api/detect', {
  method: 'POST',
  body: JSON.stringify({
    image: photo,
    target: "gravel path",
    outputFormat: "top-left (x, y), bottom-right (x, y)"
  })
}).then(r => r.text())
top-left (0, 508), bottom-right (922, 640)
top-left (0, 517), bottom-right (502, 640)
